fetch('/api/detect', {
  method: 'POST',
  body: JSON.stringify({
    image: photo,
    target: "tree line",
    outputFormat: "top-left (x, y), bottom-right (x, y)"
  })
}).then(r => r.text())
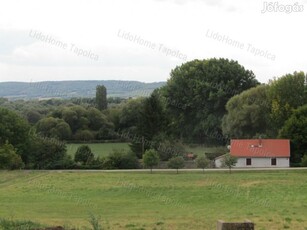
top-left (1, 58), bottom-right (307, 169)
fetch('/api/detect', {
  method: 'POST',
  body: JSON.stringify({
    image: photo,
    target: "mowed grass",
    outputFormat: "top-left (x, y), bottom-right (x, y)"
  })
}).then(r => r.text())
top-left (0, 170), bottom-right (307, 229)
top-left (66, 143), bottom-right (130, 158)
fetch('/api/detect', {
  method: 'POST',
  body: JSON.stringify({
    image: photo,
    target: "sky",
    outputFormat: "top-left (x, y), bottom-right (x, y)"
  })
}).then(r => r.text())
top-left (0, 0), bottom-right (306, 83)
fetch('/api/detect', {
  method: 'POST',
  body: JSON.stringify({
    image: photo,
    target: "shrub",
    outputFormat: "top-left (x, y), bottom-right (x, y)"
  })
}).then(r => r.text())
top-left (0, 218), bottom-right (41, 230)
top-left (155, 140), bottom-right (185, 161)
top-left (301, 154), bottom-right (307, 167)
top-left (143, 149), bottom-right (160, 173)
top-left (196, 155), bottom-right (210, 173)
top-left (74, 145), bottom-right (94, 165)
top-left (27, 135), bottom-right (67, 169)
top-left (222, 153), bottom-right (238, 173)
top-left (48, 155), bottom-right (74, 169)
top-left (103, 149), bottom-right (139, 169)
top-left (0, 142), bottom-right (24, 170)
top-left (168, 156), bottom-right (185, 174)
top-left (88, 213), bottom-right (103, 230)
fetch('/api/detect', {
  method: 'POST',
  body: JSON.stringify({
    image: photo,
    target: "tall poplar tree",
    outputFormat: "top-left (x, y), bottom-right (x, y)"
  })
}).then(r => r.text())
top-left (96, 85), bottom-right (107, 110)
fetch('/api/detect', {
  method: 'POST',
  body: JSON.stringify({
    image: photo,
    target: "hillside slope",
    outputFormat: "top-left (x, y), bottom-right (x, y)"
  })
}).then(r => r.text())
top-left (0, 80), bottom-right (166, 100)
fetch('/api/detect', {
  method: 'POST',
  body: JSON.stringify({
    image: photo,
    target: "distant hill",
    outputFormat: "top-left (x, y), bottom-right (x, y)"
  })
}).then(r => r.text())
top-left (0, 80), bottom-right (166, 100)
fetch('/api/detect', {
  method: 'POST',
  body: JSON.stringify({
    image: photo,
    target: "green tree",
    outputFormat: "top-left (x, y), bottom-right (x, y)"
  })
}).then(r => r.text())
top-left (168, 156), bottom-right (185, 174)
top-left (27, 135), bottom-right (68, 169)
top-left (268, 71), bottom-right (307, 135)
top-left (0, 142), bottom-right (24, 170)
top-left (154, 138), bottom-right (186, 161)
top-left (96, 85), bottom-right (107, 111)
top-left (196, 155), bottom-right (210, 173)
top-left (130, 93), bottom-right (166, 158)
top-left (61, 106), bottom-right (89, 133)
top-left (87, 108), bottom-right (111, 130)
top-left (143, 149), bottom-right (160, 173)
top-left (36, 117), bottom-right (58, 136)
top-left (301, 155), bottom-right (307, 167)
top-left (103, 149), bottom-right (139, 169)
top-left (222, 85), bottom-right (272, 138)
top-left (106, 107), bottom-right (122, 131)
top-left (73, 130), bottom-right (94, 141)
top-left (36, 117), bottom-right (72, 140)
top-left (222, 153), bottom-right (237, 173)
top-left (118, 98), bottom-right (144, 131)
top-left (0, 107), bottom-right (30, 157)
top-left (117, 98), bottom-right (145, 157)
top-left (61, 108), bottom-right (78, 132)
top-left (279, 105), bottom-right (307, 164)
top-left (164, 58), bottom-right (259, 144)
top-left (52, 121), bottom-right (72, 140)
top-left (139, 92), bottom-right (166, 139)
top-left (86, 107), bottom-right (115, 140)
top-left (26, 110), bottom-right (42, 124)
top-left (74, 145), bottom-right (94, 165)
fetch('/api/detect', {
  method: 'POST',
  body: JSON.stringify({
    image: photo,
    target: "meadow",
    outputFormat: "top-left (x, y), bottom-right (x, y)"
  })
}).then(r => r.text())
top-left (0, 170), bottom-right (307, 229)
top-left (66, 142), bottom-right (224, 158)
top-left (66, 142), bottom-right (130, 158)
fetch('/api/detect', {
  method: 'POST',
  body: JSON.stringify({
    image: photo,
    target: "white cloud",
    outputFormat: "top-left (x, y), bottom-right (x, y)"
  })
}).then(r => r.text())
top-left (0, 0), bottom-right (306, 83)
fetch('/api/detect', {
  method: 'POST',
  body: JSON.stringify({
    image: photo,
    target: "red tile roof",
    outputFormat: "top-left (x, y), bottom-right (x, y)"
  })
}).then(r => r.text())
top-left (230, 139), bottom-right (290, 158)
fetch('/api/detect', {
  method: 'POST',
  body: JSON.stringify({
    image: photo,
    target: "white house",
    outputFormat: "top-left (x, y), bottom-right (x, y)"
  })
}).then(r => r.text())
top-left (215, 139), bottom-right (290, 168)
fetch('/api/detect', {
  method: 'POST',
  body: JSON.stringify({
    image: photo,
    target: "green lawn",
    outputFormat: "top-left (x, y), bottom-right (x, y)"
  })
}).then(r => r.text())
top-left (1, 170), bottom-right (307, 229)
top-left (66, 142), bottom-right (226, 158)
top-left (66, 143), bottom-right (130, 158)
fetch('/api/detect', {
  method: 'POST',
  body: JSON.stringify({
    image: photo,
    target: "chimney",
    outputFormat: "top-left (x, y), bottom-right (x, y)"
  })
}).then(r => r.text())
top-left (258, 136), bottom-right (262, 147)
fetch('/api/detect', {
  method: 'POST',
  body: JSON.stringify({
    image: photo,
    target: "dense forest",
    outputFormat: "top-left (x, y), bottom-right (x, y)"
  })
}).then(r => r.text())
top-left (1, 58), bottom-right (307, 170)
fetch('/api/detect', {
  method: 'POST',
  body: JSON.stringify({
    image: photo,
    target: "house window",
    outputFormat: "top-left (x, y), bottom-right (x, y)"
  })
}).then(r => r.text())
top-left (271, 158), bottom-right (277, 166)
top-left (246, 158), bottom-right (252, 166)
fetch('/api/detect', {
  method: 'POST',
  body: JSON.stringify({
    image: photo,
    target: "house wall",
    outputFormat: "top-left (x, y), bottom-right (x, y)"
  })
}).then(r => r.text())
top-left (235, 157), bottom-right (289, 168)
top-left (215, 158), bottom-right (223, 168)
top-left (215, 157), bottom-right (289, 168)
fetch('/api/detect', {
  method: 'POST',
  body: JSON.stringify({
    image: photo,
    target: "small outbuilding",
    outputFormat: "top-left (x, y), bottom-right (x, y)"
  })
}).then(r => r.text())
top-left (215, 139), bottom-right (290, 168)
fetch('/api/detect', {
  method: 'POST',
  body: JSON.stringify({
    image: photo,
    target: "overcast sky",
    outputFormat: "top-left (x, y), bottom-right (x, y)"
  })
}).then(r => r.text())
top-left (0, 0), bottom-right (306, 83)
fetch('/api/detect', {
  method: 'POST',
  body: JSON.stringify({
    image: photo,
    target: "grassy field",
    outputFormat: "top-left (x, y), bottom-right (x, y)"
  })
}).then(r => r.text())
top-left (66, 143), bottom-right (130, 158)
top-left (66, 142), bottom-right (225, 158)
top-left (1, 170), bottom-right (307, 229)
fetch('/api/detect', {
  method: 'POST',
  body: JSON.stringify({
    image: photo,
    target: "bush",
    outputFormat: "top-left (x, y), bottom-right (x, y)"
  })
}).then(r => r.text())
top-left (103, 149), bottom-right (139, 169)
top-left (196, 155), bottom-right (210, 173)
top-left (48, 155), bottom-right (75, 169)
top-left (301, 155), bottom-right (307, 167)
top-left (0, 142), bottom-right (24, 170)
top-left (143, 149), bottom-right (160, 173)
top-left (222, 153), bottom-right (238, 173)
top-left (90, 157), bottom-right (104, 168)
top-left (27, 135), bottom-right (68, 169)
top-left (74, 145), bottom-right (94, 165)
top-left (96, 124), bottom-right (116, 140)
top-left (88, 213), bottom-right (103, 230)
top-left (168, 156), bottom-right (185, 174)
top-left (0, 107), bottom-right (30, 158)
top-left (0, 218), bottom-right (41, 230)
top-left (36, 117), bottom-right (72, 140)
top-left (155, 140), bottom-right (186, 161)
